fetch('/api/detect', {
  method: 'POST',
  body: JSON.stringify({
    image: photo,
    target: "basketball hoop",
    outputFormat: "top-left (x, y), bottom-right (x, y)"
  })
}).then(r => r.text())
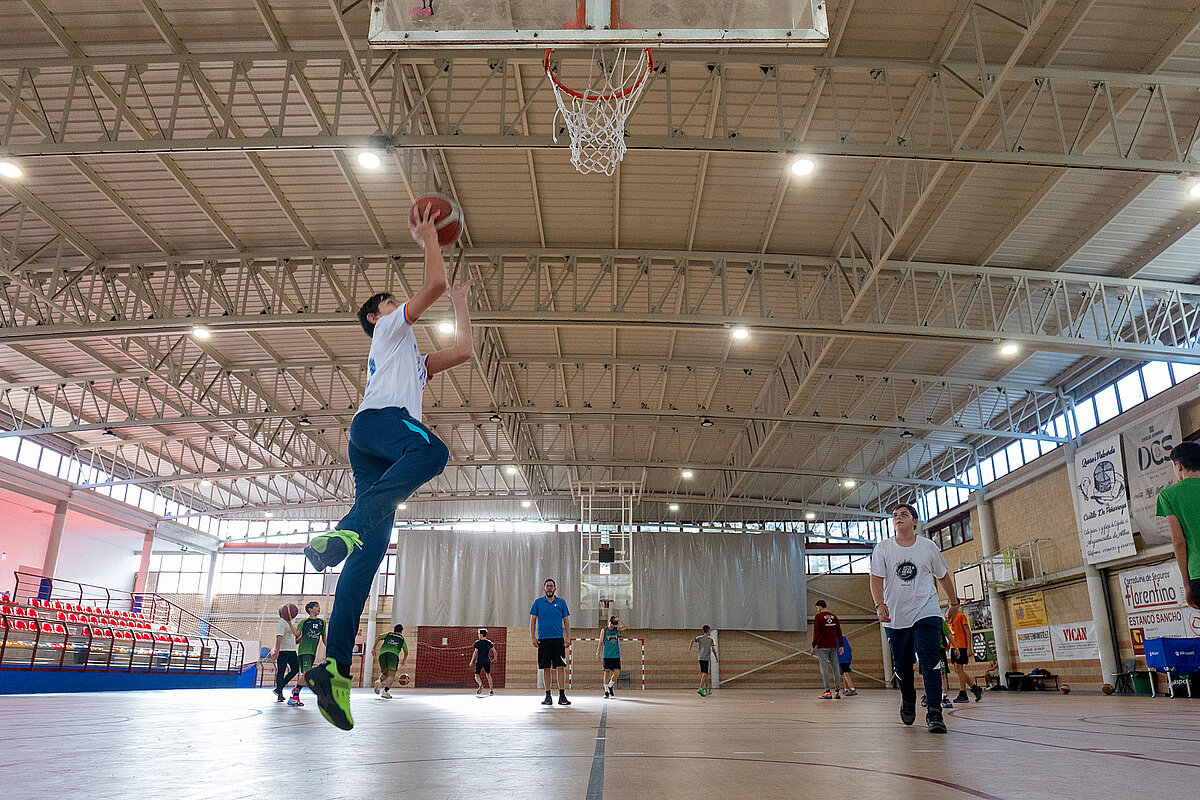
top-left (546, 3), bottom-right (653, 176)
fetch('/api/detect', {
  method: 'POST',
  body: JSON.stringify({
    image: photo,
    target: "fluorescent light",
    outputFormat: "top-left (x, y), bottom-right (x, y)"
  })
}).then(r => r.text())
top-left (505, 465), bottom-right (518, 475)
top-left (264, 512), bottom-right (274, 518)
top-left (357, 151), bottom-right (382, 169)
top-left (297, 416), bottom-right (312, 427)
top-left (190, 325), bottom-right (212, 340)
top-left (731, 327), bottom-right (750, 340)
top-left (668, 503), bottom-right (680, 512)
top-left (790, 157), bottom-right (816, 176)
top-left (681, 469), bottom-right (694, 479)
top-left (0, 161), bottom-right (22, 179)
top-left (1000, 343), bottom-right (1020, 356)
top-left (805, 511), bottom-right (816, 521)
top-left (842, 479), bottom-right (857, 488)
top-left (437, 321), bottom-right (455, 334)
top-left (521, 500), bottom-right (532, 508)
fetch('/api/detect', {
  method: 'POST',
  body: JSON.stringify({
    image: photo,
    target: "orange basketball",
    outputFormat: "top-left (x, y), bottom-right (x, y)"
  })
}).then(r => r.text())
top-left (409, 193), bottom-right (463, 247)
top-left (1060, 684), bottom-right (1071, 694)
top-left (279, 604), bottom-right (299, 621)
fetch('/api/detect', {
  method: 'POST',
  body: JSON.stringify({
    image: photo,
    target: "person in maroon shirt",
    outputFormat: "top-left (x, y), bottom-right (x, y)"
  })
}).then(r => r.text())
top-left (811, 599), bottom-right (844, 699)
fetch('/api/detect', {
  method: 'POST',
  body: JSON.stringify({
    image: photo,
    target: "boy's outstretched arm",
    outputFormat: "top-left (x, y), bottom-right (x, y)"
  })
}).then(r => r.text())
top-left (405, 204), bottom-right (450, 324)
top-left (427, 278), bottom-right (474, 377)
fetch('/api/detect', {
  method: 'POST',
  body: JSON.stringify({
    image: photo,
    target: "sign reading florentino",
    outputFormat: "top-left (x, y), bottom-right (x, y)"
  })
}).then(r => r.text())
top-left (1073, 434), bottom-right (1137, 564)
top-left (1121, 407), bottom-right (1181, 547)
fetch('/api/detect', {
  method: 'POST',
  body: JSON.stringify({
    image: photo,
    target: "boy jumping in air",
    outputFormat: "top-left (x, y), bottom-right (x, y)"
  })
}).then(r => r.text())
top-left (302, 204), bottom-right (475, 730)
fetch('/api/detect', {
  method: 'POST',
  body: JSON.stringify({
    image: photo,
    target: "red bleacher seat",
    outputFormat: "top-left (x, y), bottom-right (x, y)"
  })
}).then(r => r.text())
top-left (52, 601), bottom-right (63, 610)
top-left (88, 616), bottom-right (99, 624)
top-left (53, 624), bottom-right (66, 635)
top-left (159, 625), bottom-right (168, 631)
top-left (41, 622), bottom-right (53, 633)
top-left (99, 628), bottom-right (113, 638)
top-left (1, 604), bottom-right (11, 615)
top-left (14, 620), bottom-right (28, 631)
top-left (67, 613), bottom-right (78, 623)
top-left (56, 612), bottom-right (66, 621)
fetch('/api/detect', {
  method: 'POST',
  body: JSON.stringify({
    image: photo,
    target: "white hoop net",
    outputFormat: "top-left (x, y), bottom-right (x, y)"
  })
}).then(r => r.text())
top-left (548, 47), bottom-right (652, 176)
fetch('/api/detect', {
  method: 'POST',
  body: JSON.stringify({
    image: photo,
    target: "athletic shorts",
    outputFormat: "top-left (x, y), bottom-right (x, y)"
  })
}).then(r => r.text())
top-left (379, 651), bottom-right (399, 672)
top-left (538, 638), bottom-right (567, 669)
top-left (603, 657), bottom-right (621, 670)
top-left (475, 660), bottom-right (491, 675)
top-left (951, 647), bottom-right (970, 665)
top-left (698, 659), bottom-right (710, 674)
top-left (299, 653), bottom-right (316, 672)
top-left (839, 662), bottom-right (852, 674)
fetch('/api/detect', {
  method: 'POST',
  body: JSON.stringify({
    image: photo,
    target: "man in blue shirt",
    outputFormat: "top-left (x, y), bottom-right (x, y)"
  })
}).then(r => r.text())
top-left (530, 578), bottom-right (572, 706)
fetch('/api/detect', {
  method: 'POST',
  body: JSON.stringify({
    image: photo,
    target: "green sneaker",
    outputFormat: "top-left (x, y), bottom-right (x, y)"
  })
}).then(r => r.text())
top-left (304, 529), bottom-right (363, 571)
top-left (304, 659), bottom-right (354, 730)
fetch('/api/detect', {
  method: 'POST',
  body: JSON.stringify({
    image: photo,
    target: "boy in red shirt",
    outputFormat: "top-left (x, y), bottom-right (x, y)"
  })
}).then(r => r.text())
top-left (811, 599), bottom-right (844, 699)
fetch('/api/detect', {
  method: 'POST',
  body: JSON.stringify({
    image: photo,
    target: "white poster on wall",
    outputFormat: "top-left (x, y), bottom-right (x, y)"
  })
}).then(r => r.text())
top-left (1016, 626), bottom-right (1053, 661)
top-left (1073, 434), bottom-right (1138, 564)
top-left (1118, 562), bottom-right (1200, 655)
top-left (1050, 621), bottom-right (1100, 661)
top-left (1121, 407), bottom-right (1182, 547)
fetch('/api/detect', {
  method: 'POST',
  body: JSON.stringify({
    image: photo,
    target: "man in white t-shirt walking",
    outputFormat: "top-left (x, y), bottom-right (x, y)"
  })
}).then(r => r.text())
top-left (300, 206), bottom-right (476, 731)
top-left (870, 503), bottom-right (960, 734)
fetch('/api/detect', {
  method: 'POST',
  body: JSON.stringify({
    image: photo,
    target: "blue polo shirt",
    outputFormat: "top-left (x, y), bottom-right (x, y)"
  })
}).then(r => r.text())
top-left (530, 595), bottom-right (570, 639)
top-left (838, 635), bottom-right (852, 664)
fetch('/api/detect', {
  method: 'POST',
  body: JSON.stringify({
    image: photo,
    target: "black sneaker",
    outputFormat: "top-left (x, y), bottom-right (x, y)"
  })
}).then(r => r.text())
top-left (927, 714), bottom-right (947, 734)
top-left (900, 701), bottom-right (916, 726)
top-left (541, 693), bottom-right (553, 705)
top-left (558, 693), bottom-right (571, 705)
top-left (970, 685), bottom-right (983, 702)
top-left (273, 686), bottom-right (284, 702)
top-left (954, 691), bottom-right (969, 704)
top-left (304, 659), bottom-right (354, 731)
top-left (609, 686), bottom-right (615, 698)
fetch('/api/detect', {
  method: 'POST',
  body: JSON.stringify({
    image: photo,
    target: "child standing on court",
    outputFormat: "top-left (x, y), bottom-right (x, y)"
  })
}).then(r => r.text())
top-left (470, 628), bottom-right (495, 695)
top-left (300, 203), bottom-right (476, 730)
top-left (837, 634), bottom-right (857, 696)
top-left (688, 625), bottom-right (718, 696)
top-left (290, 601), bottom-right (326, 705)
top-left (597, 615), bottom-right (627, 698)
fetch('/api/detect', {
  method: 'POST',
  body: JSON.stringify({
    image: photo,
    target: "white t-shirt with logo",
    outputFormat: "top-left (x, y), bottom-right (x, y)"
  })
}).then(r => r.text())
top-left (275, 617), bottom-right (297, 651)
top-left (358, 303), bottom-right (429, 420)
top-left (870, 535), bottom-right (949, 629)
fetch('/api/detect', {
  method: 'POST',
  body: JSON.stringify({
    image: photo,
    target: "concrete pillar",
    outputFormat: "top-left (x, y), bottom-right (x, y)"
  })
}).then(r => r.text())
top-left (362, 570), bottom-right (381, 688)
top-left (1064, 447), bottom-right (1120, 683)
top-left (133, 528), bottom-right (155, 595)
top-left (40, 498), bottom-right (70, 577)
top-left (974, 493), bottom-right (1013, 679)
top-left (200, 550), bottom-right (220, 618)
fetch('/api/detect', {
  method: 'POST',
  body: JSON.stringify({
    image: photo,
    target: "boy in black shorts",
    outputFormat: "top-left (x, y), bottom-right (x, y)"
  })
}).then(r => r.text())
top-left (372, 624), bottom-right (408, 699)
top-left (596, 615), bottom-right (627, 698)
top-left (470, 628), bottom-right (495, 695)
top-left (688, 625), bottom-right (718, 696)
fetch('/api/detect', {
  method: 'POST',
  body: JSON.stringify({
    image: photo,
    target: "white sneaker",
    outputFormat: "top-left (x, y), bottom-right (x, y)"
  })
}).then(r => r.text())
top-left (380, 689), bottom-right (392, 699)
top-left (373, 677), bottom-right (382, 695)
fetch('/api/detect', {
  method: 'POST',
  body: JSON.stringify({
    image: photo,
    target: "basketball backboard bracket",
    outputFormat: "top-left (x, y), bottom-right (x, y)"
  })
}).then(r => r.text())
top-left (370, 0), bottom-right (829, 49)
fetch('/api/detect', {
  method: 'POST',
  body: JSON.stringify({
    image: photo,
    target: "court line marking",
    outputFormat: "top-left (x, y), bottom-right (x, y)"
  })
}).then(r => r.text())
top-left (585, 705), bottom-right (607, 800)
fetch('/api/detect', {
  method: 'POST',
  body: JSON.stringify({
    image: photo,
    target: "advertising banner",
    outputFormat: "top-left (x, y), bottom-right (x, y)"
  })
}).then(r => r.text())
top-left (1016, 626), bottom-right (1053, 661)
top-left (1009, 590), bottom-right (1048, 629)
top-left (971, 630), bottom-right (997, 663)
top-left (1118, 562), bottom-right (1200, 655)
top-left (1050, 621), bottom-right (1099, 661)
top-left (1121, 408), bottom-right (1181, 546)
top-left (1072, 434), bottom-right (1137, 563)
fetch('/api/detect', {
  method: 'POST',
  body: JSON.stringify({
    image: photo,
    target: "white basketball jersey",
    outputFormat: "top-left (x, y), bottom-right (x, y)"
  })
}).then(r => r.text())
top-left (358, 303), bottom-right (428, 420)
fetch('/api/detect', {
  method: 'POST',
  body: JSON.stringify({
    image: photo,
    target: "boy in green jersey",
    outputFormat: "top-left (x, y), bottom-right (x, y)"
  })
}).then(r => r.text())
top-left (289, 601), bottom-right (326, 705)
top-left (372, 623), bottom-right (409, 699)
top-left (596, 616), bottom-right (627, 698)
top-left (1157, 441), bottom-right (1200, 610)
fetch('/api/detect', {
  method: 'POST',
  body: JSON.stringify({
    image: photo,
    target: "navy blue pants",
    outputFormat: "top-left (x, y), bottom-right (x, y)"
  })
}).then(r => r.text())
top-left (326, 407), bottom-right (448, 667)
top-left (885, 615), bottom-right (944, 714)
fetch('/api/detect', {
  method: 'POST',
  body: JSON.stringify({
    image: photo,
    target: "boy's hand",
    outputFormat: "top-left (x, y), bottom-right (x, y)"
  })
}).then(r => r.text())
top-left (411, 203), bottom-right (439, 248)
top-left (447, 277), bottom-right (474, 306)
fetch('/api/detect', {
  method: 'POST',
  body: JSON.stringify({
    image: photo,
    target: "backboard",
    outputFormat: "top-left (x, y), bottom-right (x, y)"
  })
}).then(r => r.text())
top-left (370, 0), bottom-right (829, 48)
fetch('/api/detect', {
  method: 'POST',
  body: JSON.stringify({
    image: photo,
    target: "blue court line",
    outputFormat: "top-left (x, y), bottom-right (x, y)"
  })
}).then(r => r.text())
top-left (586, 704), bottom-right (609, 800)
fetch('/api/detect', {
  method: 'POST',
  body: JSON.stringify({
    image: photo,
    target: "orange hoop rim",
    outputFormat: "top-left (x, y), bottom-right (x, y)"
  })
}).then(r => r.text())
top-left (544, 2), bottom-right (653, 103)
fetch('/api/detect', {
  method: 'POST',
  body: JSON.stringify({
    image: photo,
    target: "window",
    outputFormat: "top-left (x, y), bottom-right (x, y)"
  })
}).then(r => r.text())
top-left (1094, 385), bottom-right (1120, 423)
top-left (1142, 362), bottom-right (1172, 397)
top-left (148, 552), bottom-right (210, 596)
top-left (925, 515), bottom-right (972, 552)
top-left (213, 549), bottom-right (337, 595)
top-left (1116, 371), bottom-right (1145, 411)
top-left (806, 555), bottom-right (831, 574)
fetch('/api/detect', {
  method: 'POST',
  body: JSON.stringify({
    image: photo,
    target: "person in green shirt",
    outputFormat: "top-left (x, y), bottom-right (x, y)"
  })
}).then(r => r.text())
top-left (290, 601), bottom-right (326, 704)
top-left (372, 624), bottom-right (409, 699)
top-left (596, 615), bottom-right (627, 698)
top-left (1157, 441), bottom-right (1200, 610)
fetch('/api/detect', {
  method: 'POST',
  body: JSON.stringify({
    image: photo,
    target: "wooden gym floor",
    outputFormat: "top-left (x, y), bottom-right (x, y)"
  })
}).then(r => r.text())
top-left (1, 688), bottom-right (1196, 799)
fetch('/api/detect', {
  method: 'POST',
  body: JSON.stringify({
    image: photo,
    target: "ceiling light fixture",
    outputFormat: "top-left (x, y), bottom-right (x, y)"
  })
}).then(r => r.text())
top-left (842, 479), bottom-right (857, 488)
top-left (356, 150), bottom-right (383, 169)
top-left (0, 160), bottom-right (23, 179)
top-left (700, 418), bottom-right (714, 427)
top-left (264, 512), bottom-right (274, 518)
top-left (1189, 180), bottom-right (1200, 199)
top-left (522, 500), bottom-right (532, 508)
top-left (681, 469), bottom-right (694, 479)
top-left (805, 511), bottom-right (817, 520)
top-left (102, 428), bottom-right (118, 438)
top-left (398, 503), bottom-right (407, 510)
top-left (489, 413), bottom-right (502, 423)
top-left (297, 416), bottom-right (312, 427)
top-left (900, 429), bottom-right (914, 439)
top-left (200, 479), bottom-right (212, 488)
top-left (437, 321), bottom-right (455, 334)
top-left (668, 503), bottom-right (680, 512)
top-left (190, 325), bottom-right (212, 340)
top-left (1000, 342), bottom-right (1020, 356)
top-left (731, 327), bottom-right (750, 340)
top-left (790, 157), bottom-right (816, 176)
top-left (505, 465), bottom-right (519, 475)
